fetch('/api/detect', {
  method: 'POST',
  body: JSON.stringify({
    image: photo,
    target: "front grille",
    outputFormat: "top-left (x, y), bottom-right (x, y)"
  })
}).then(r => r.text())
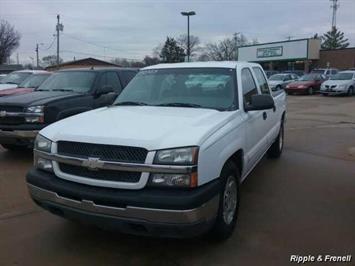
top-left (59, 163), bottom-right (141, 183)
top-left (0, 105), bottom-right (25, 125)
top-left (0, 105), bottom-right (24, 112)
top-left (57, 141), bottom-right (148, 163)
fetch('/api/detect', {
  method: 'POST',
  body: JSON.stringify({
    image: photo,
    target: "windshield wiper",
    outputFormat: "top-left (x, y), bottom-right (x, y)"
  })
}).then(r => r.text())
top-left (53, 89), bottom-right (74, 92)
top-left (113, 101), bottom-right (149, 106)
top-left (36, 89), bottom-right (49, 91)
top-left (156, 102), bottom-right (203, 108)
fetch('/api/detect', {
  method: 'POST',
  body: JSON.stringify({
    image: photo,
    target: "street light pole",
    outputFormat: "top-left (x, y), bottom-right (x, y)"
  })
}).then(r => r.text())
top-left (181, 11), bottom-right (196, 62)
top-left (56, 14), bottom-right (64, 66)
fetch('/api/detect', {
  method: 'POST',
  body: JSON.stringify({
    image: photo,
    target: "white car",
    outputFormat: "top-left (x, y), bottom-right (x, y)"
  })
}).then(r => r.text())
top-left (320, 71), bottom-right (355, 96)
top-left (26, 61), bottom-right (286, 239)
top-left (0, 70), bottom-right (48, 90)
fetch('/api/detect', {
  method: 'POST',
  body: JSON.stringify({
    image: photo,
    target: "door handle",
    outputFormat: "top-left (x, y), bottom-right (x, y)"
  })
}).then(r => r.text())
top-left (263, 112), bottom-right (267, 120)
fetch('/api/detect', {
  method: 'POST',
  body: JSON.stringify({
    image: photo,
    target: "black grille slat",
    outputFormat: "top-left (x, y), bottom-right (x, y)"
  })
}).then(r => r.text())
top-left (0, 106), bottom-right (25, 125)
top-left (59, 163), bottom-right (141, 183)
top-left (57, 141), bottom-right (148, 163)
top-left (0, 106), bottom-right (24, 112)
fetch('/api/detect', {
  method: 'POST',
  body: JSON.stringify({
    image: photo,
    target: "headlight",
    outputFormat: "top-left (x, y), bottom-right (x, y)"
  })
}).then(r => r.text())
top-left (25, 105), bottom-right (44, 123)
top-left (34, 134), bottom-right (52, 152)
top-left (297, 85), bottom-right (306, 89)
top-left (154, 147), bottom-right (199, 165)
top-left (149, 173), bottom-right (197, 188)
top-left (26, 105), bottom-right (44, 113)
top-left (286, 85), bottom-right (290, 89)
top-left (34, 135), bottom-right (53, 172)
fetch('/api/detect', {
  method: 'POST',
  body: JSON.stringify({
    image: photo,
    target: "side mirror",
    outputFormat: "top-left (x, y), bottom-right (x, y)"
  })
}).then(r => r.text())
top-left (96, 86), bottom-right (114, 96)
top-left (245, 94), bottom-right (275, 112)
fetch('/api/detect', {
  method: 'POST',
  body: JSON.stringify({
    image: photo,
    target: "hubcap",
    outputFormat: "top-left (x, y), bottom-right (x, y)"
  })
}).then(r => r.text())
top-left (223, 176), bottom-right (237, 225)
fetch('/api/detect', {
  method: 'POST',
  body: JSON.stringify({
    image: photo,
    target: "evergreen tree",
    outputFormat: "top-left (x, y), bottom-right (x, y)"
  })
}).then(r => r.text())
top-left (321, 27), bottom-right (349, 50)
top-left (160, 37), bottom-right (185, 63)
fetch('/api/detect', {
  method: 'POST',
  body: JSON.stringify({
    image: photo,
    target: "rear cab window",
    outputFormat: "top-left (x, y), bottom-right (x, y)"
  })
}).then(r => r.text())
top-left (241, 68), bottom-right (259, 106)
top-left (252, 67), bottom-right (270, 95)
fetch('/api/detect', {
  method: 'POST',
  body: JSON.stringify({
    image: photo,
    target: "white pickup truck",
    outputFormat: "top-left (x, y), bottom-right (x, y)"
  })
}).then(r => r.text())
top-left (26, 62), bottom-right (286, 239)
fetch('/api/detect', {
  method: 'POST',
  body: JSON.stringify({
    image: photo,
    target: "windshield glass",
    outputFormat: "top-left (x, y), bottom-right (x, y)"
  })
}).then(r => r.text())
top-left (330, 73), bottom-right (353, 80)
top-left (19, 74), bottom-right (50, 88)
top-left (299, 74), bottom-right (320, 81)
top-left (37, 71), bottom-right (96, 92)
top-left (115, 68), bottom-right (236, 111)
top-left (0, 72), bottom-right (32, 84)
top-left (269, 74), bottom-right (286, 81)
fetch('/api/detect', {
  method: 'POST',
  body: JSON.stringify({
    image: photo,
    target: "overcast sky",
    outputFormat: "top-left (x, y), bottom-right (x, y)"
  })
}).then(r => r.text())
top-left (1, 0), bottom-right (355, 64)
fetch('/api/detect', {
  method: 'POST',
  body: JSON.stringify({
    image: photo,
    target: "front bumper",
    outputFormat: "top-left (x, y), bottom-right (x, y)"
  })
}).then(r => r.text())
top-left (26, 168), bottom-right (220, 237)
top-left (0, 124), bottom-right (44, 145)
top-left (285, 88), bottom-right (308, 94)
top-left (320, 90), bottom-right (347, 95)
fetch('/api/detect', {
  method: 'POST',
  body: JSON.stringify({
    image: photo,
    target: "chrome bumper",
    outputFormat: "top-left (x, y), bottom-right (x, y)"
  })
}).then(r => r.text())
top-left (0, 129), bottom-right (39, 139)
top-left (28, 184), bottom-right (219, 224)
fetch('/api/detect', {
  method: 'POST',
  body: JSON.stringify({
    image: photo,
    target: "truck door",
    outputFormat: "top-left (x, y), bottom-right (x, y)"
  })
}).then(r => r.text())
top-left (93, 71), bottom-right (122, 108)
top-left (241, 67), bottom-right (269, 171)
top-left (252, 67), bottom-right (278, 146)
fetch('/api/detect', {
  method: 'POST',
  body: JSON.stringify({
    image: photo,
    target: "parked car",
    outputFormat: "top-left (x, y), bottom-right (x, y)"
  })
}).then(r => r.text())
top-left (311, 68), bottom-right (338, 78)
top-left (285, 73), bottom-right (326, 95)
top-left (268, 73), bottom-right (299, 91)
top-left (0, 70), bottom-right (48, 90)
top-left (0, 72), bottom-right (51, 97)
top-left (320, 71), bottom-right (355, 96)
top-left (0, 67), bottom-right (137, 150)
top-left (0, 74), bottom-right (7, 82)
top-left (26, 62), bottom-right (286, 239)
top-left (264, 70), bottom-right (279, 78)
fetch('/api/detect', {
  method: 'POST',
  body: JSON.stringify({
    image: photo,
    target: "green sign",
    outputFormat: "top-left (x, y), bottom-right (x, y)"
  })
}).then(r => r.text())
top-left (257, 46), bottom-right (283, 58)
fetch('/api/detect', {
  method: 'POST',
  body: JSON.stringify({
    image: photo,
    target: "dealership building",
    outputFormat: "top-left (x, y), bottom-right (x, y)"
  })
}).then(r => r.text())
top-left (238, 38), bottom-right (355, 72)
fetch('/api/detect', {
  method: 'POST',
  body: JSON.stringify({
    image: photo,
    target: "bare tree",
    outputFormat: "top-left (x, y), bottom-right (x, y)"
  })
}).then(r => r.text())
top-left (0, 20), bottom-right (21, 64)
top-left (177, 34), bottom-right (201, 57)
top-left (204, 38), bottom-right (236, 61)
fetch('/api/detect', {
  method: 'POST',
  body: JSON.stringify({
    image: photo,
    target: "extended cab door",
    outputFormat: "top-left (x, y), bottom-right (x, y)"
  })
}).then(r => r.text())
top-left (241, 67), bottom-right (270, 171)
top-left (93, 71), bottom-right (122, 108)
top-left (252, 66), bottom-right (278, 146)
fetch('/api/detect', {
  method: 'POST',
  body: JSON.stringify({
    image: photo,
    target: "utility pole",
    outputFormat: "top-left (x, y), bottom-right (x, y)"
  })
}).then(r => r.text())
top-left (330, 0), bottom-right (339, 29)
top-left (56, 14), bottom-right (64, 66)
top-left (35, 44), bottom-right (39, 68)
top-left (234, 32), bottom-right (240, 60)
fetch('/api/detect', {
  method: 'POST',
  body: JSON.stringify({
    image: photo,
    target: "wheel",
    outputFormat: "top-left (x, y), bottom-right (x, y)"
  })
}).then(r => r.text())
top-left (308, 87), bottom-right (314, 95)
top-left (208, 161), bottom-right (240, 241)
top-left (267, 120), bottom-right (284, 158)
top-left (1, 144), bottom-right (28, 151)
top-left (348, 87), bottom-right (354, 96)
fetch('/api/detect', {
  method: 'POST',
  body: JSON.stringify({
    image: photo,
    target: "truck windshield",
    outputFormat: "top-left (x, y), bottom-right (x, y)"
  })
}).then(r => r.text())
top-left (115, 68), bottom-right (236, 111)
top-left (37, 71), bottom-right (96, 92)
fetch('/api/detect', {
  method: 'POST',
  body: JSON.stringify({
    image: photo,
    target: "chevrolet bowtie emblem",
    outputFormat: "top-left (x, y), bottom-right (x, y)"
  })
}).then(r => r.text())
top-left (82, 157), bottom-right (104, 170)
top-left (0, 111), bottom-right (6, 118)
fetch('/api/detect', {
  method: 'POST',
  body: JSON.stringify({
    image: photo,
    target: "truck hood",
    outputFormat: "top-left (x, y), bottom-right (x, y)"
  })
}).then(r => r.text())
top-left (41, 106), bottom-right (237, 150)
top-left (0, 84), bottom-right (18, 90)
top-left (0, 91), bottom-right (82, 106)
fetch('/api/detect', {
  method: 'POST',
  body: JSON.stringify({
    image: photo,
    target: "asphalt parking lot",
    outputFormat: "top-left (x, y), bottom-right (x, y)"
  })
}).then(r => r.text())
top-left (0, 95), bottom-right (354, 266)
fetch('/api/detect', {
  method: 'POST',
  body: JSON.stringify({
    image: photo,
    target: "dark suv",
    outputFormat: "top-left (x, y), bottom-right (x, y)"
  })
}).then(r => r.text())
top-left (0, 67), bottom-right (137, 150)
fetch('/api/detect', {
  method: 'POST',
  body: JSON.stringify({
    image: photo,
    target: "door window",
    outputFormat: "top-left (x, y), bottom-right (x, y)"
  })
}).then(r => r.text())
top-left (252, 67), bottom-right (270, 95)
top-left (242, 68), bottom-right (259, 105)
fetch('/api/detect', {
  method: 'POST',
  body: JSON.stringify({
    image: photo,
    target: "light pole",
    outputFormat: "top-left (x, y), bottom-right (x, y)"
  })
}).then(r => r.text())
top-left (56, 14), bottom-right (64, 66)
top-left (181, 11), bottom-right (196, 62)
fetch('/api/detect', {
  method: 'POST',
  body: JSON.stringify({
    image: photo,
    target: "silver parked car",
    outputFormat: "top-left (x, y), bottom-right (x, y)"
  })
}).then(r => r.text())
top-left (268, 73), bottom-right (299, 91)
top-left (320, 71), bottom-right (355, 96)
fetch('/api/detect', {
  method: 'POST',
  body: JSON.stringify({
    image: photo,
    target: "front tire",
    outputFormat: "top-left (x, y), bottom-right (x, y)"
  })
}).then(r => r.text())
top-left (267, 120), bottom-right (284, 158)
top-left (209, 161), bottom-right (240, 241)
top-left (308, 87), bottom-right (314, 95)
top-left (348, 87), bottom-right (354, 96)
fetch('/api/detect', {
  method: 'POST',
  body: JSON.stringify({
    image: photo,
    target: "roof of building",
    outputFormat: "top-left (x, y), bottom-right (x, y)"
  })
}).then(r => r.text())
top-left (45, 57), bottom-right (121, 70)
top-left (143, 61), bottom-right (260, 70)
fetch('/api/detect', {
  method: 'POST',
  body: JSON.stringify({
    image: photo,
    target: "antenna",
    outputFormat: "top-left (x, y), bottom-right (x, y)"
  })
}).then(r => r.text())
top-left (330, 0), bottom-right (339, 29)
